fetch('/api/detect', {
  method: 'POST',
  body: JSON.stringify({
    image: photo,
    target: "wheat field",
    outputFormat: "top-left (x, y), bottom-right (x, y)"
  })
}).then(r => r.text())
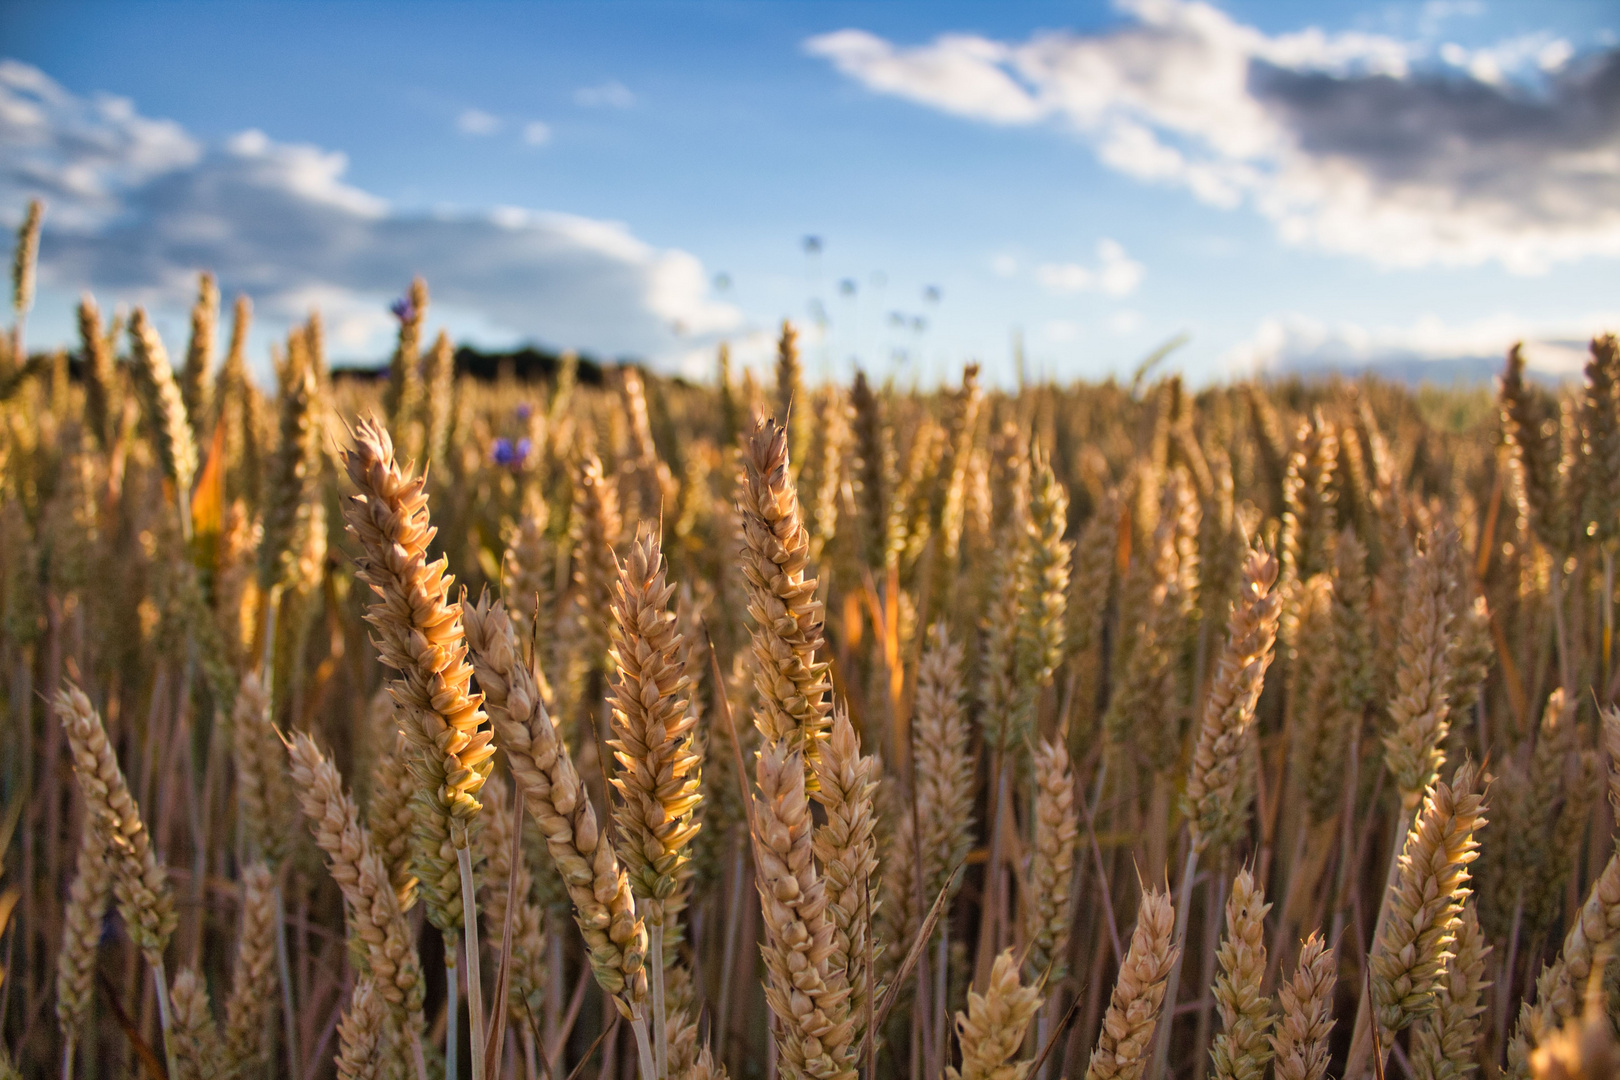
top-left (3, 197), bottom-right (1620, 1080)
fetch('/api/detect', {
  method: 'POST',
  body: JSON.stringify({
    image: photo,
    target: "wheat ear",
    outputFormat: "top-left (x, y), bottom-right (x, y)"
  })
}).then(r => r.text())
top-left (1013, 445), bottom-right (1070, 730)
top-left (285, 732), bottom-right (428, 1079)
top-left (56, 683), bottom-right (175, 963)
top-left (608, 529), bottom-right (702, 901)
top-left (752, 736), bottom-right (856, 1080)
top-left (1409, 900), bottom-right (1491, 1080)
top-left (461, 592), bottom-right (649, 1010)
top-left (340, 416), bottom-right (493, 1064)
top-left (56, 799), bottom-right (114, 1073)
top-left (1350, 761), bottom-right (1487, 1079)
top-left (168, 967), bottom-right (225, 1080)
top-left (1269, 933), bottom-right (1336, 1080)
top-left (1184, 545), bottom-right (1281, 854)
top-left (738, 414), bottom-right (834, 776)
top-left (946, 949), bottom-right (1043, 1080)
top-left (222, 861), bottom-right (279, 1074)
top-left (77, 293), bottom-right (116, 450)
top-left (1088, 887), bottom-right (1178, 1080)
top-left (1023, 738), bottom-right (1078, 984)
top-left (367, 725), bottom-right (420, 910)
top-left (1383, 531), bottom-right (1458, 807)
top-left (607, 529), bottom-right (703, 1076)
top-left (232, 671), bottom-right (296, 867)
top-left (10, 197), bottom-right (41, 359)
top-left (336, 977), bottom-right (391, 1080)
top-left (1507, 847), bottom-right (1620, 1076)
top-left (179, 271), bottom-right (217, 439)
top-left (812, 706), bottom-right (881, 1051)
top-left (1210, 868), bottom-right (1273, 1080)
top-left (128, 307), bottom-right (199, 528)
top-left (913, 621), bottom-right (975, 908)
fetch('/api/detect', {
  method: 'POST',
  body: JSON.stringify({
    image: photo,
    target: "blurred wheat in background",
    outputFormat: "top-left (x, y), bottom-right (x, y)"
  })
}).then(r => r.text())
top-left (3, 196), bottom-right (1620, 1080)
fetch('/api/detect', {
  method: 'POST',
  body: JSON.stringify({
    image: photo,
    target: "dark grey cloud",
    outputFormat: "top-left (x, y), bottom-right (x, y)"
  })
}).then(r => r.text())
top-left (1251, 49), bottom-right (1620, 209)
top-left (809, 1), bottom-right (1620, 272)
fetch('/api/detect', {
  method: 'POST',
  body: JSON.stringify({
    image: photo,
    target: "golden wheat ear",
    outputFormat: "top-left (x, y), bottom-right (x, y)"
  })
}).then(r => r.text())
top-left (946, 949), bottom-right (1043, 1080)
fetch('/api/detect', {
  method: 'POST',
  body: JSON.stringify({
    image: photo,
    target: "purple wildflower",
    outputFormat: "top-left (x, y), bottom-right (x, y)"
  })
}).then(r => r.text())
top-left (390, 295), bottom-right (416, 324)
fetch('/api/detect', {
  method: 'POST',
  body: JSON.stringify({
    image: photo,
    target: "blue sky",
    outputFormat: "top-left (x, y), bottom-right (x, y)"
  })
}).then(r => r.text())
top-left (3, 0), bottom-right (1619, 385)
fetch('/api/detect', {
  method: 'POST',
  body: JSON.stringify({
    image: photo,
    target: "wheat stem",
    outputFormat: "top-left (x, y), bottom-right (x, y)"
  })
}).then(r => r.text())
top-left (459, 845), bottom-right (488, 1080)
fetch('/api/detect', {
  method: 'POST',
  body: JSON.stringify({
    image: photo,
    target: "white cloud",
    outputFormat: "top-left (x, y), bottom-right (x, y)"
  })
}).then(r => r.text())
top-left (0, 61), bottom-right (740, 366)
top-left (574, 81), bottom-right (636, 108)
top-left (990, 252), bottom-right (1019, 277)
top-left (456, 108), bottom-right (502, 136)
top-left (1035, 238), bottom-right (1144, 297)
top-left (807, 30), bottom-right (1045, 123)
top-left (1223, 310), bottom-right (1620, 380)
top-left (522, 120), bottom-right (552, 146)
top-left (1109, 309), bottom-right (1143, 335)
top-left (807, 1), bottom-right (1620, 273)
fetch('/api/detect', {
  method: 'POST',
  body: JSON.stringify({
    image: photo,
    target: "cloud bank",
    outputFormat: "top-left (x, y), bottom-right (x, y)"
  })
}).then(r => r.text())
top-left (1224, 310), bottom-right (1620, 382)
top-left (0, 59), bottom-right (739, 364)
top-left (807, 0), bottom-right (1620, 273)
